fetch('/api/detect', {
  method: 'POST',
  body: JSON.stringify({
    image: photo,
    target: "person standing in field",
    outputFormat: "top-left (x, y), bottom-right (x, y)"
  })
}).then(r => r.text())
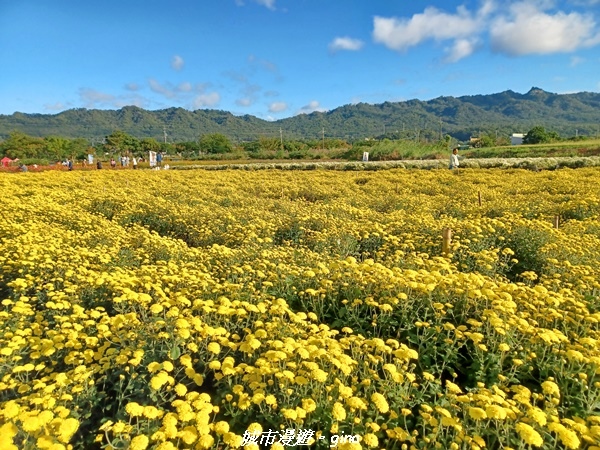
top-left (449, 148), bottom-right (460, 170)
top-left (132, 156), bottom-right (138, 169)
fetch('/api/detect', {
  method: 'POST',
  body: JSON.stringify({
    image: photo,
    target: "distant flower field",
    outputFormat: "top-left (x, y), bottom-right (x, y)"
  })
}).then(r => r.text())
top-left (1, 167), bottom-right (600, 450)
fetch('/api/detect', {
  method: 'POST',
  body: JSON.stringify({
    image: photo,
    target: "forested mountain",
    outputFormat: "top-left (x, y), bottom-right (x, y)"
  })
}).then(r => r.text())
top-left (1, 87), bottom-right (599, 142)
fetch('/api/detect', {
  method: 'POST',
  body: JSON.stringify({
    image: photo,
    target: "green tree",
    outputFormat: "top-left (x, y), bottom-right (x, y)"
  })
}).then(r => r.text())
top-left (44, 136), bottom-right (71, 160)
top-left (174, 141), bottom-right (200, 157)
top-left (198, 133), bottom-right (233, 154)
top-left (140, 137), bottom-right (161, 155)
top-left (479, 134), bottom-right (496, 148)
top-left (69, 138), bottom-right (91, 160)
top-left (523, 126), bottom-right (560, 144)
top-left (105, 130), bottom-right (140, 154)
top-left (0, 131), bottom-right (45, 159)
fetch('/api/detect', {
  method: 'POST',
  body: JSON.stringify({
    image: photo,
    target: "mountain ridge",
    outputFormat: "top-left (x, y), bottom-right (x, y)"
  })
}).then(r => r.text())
top-left (1, 88), bottom-right (599, 142)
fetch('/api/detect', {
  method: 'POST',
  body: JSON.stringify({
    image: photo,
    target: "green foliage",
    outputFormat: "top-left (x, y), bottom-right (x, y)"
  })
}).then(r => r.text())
top-left (2, 89), bottom-right (600, 143)
top-left (104, 130), bottom-right (141, 154)
top-left (198, 133), bottom-right (233, 154)
top-left (140, 137), bottom-right (161, 154)
top-left (523, 126), bottom-right (561, 144)
top-left (0, 131), bottom-right (45, 159)
top-left (0, 131), bottom-right (90, 161)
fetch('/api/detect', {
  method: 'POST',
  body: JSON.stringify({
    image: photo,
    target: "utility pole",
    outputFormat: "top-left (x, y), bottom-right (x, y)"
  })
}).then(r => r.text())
top-left (280, 128), bottom-right (283, 151)
top-left (322, 127), bottom-right (325, 150)
top-left (163, 127), bottom-right (168, 144)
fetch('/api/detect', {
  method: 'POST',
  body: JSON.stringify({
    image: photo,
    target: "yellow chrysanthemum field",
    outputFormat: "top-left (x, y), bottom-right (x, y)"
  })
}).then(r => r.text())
top-left (1, 167), bottom-right (600, 449)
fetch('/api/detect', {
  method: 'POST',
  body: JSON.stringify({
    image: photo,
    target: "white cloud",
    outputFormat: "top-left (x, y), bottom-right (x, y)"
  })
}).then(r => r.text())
top-left (148, 79), bottom-right (209, 100)
top-left (171, 55), bottom-right (184, 71)
top-left (124, 82), bottom-right (140, 91)
top-left (298, 100), bottom-right (323, 114)
top-left (255, 0), bottom-right (276, 10)
top-left (570, 55), bottom-right (585, 66)
top-left (489, 2), bottom-right (600, 55)
top-left (178, 82), bottom-right (193, 92)
top-left (149, 79), bottom-right (177, 98)
top-left (78, 88), bottom-right (153, 109)
top-left (328, 37), bottom-right (365, 52)
top-left (79, 88), bottom-right (116, 108)
top-left (193, 92), bottom-right (220, 108)
top-left (248, 54), bottom-right (279, 74)
top-left (235, 0), bottom-right (276, 9)
top-left (236, 97), bottom-right (253, 107)
top-left (268, 101), bottom-right (287, 113)
top-left (372, 7), bottom-right (481, 52)
top-left (445, 38), bottom-right (480, 62)
top-left (44, 102), bottom-right (68, 111)
top-left (371, 1), bottom-right (600, 62)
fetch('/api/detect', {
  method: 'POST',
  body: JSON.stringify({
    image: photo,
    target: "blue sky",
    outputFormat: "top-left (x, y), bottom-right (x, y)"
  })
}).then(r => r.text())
top-left (1, 0), bottom-right (600, 120)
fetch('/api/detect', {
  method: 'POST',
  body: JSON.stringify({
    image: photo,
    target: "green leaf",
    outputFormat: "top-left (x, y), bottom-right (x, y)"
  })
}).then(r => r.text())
top-left (169, 345), bottom-right (181, 360)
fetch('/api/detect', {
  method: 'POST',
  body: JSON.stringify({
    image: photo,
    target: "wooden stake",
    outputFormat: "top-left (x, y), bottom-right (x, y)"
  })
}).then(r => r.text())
top-left (553, 215), bottom-right (560, 229)
top-left (478, 190), bottom-right (482, 207)
top-left (442, 228), bottom-right (452, 255)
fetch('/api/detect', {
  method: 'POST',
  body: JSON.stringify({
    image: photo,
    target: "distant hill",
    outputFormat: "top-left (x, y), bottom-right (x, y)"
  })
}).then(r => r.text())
top-left (1, 87), bottom-right (599, 142)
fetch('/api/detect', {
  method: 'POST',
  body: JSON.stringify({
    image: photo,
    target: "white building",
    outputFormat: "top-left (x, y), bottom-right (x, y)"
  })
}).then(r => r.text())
top-left (511, 133), bottom-right (524, 145)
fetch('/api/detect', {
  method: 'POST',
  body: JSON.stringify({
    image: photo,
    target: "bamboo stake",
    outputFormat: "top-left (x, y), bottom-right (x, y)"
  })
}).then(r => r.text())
top-left (553, 215), bottom-right (560, 229)
top-left (478, 191), bottom-right (482, 207)
top-left (442, 228), bottom-right (452, 255)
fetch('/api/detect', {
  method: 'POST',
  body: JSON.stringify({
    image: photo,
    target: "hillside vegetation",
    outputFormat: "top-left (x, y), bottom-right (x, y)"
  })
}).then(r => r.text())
top-left (1, 88), bottom-right (600, 143)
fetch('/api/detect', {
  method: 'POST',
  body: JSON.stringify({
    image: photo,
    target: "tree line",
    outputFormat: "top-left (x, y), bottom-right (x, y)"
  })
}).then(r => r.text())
top-left (0, 130), bottom-right (352, 162)
top-left (0, 126), bottom-right (579, 164)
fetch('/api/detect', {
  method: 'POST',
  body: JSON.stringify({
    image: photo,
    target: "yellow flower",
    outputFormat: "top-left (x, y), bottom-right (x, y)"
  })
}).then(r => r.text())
top-left (3, 401), bottom-right (20, 419)
top-left (332, 402), bottom-right (347, 421)
top-left (485, 405), bottom-right (507, 420)
top-left (247, 422), bottom-right (263, 434)
top-left (547, 423), bottom-right (580, 449)
top-left (468, 407), bottom-right (487, 420)
top-left (197, 435), bottom-right (214, 449)
top-left (498, 343), bottom-right (510, 352)
top-left (213, 421), bottom-right (229, 435)
top-left (371, 392), bottom-right (389, 414)
top-left (143, 405), bottom-right (161, 419)
top-left (527, 407), bottom-right (547, 426)
top-left (515, 422), bottom-right (543, 447)
top-left (130, 435), bottom-right (149, 450)
top-left (423, 371), bottom-right (435, 381)
top-left (362, 433), bottom-right (379, 447)
top-left (542, 380), bottom-right (560, 397)
top-left (446, 380), bottom-right (463, 394)
top-left (125, 402), bottom-right (145, 417)
top-left (281, 408), bottom-right (298, 420)
top-left (178, 426), bottom-right (198, 445)
top-left (302, 398), bottom-right (317, 413)
top-left (22, 416), bottom-right (41, 432)
top-left (57, 418), bottom-right (79, 443)
top-left (174, 384), bottom-right (188, 396)
top-left (207, 342), bottom-right (221, 354)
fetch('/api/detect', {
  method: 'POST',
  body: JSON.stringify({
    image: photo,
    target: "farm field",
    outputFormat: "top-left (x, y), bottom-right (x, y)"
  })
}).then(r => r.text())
top-left (1, 167), bottom-right (600, 449)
